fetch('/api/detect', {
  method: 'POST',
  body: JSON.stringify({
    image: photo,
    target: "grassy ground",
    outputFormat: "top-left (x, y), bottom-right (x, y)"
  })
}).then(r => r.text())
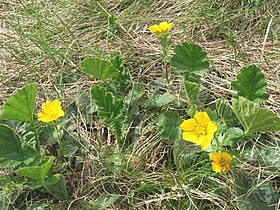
top-left (1, 0), bottom-right (280, 209)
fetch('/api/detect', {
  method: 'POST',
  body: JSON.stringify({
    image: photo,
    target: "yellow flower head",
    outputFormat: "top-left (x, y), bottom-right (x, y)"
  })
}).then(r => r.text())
top-left (180, 112), bottom-right (217, 150)
top-left (38, 100), bottom-right (64, 123)
top-left (209, 152), bottom-right (232, 173)
top-left (149, 22), bottom-right (173, 36)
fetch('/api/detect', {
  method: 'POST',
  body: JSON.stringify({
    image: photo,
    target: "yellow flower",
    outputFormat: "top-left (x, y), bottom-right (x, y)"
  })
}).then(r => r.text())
top-left (209, 152), bottom-right (232, 173)
top-left (149, 22), bottom-right (173, 36)
top-left (38, 100), bottom-right (64, 123)
top-left (180, 112), bottom-right (217, 150)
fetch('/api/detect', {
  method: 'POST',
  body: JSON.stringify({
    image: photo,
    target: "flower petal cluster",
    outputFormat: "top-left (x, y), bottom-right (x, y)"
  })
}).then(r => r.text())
top-left (180, 112), bottom-right (217, 150)
top-left (149, 22), bottom-right (173, 36)
top-left (209, 152), bottom-right (232, 172)
top-left (38, 100), bottom-right (64, 123)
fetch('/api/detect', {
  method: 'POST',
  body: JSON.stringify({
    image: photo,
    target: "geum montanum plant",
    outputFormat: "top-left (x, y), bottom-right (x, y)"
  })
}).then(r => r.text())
top-left (0, 84), bottom-right (69, 201)
top-left (1, 20), bottom-right (280, 208)
top-left (77, 21), bottom-right (280, 177)
top-left (147, 22), bottom-right (280, 207)
top-left (148, 21), bottom-right (280, 174)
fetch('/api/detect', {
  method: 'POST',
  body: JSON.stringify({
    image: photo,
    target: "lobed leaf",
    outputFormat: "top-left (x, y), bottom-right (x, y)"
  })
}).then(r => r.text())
top-left (0, 124), bottom-right (39, 167)
top-left (232, 97), bottom-right (280, 134)
top-left (173, 138), bottom-right (201, 170)
top-left (125, 83), bottom-right (145, 104)
top-left (222, 127), bottom-right (244, 147)
top-left (231, 65), bottom-right (269, 102)
top-left (16, 157), bottom-right (54, 181)
top-left (144, 93), bottom-right (177, 108)
top-left (170, 42), bottom-right (209, 75)
top-left (235, 171), bottom-right (278, 210)
top-left (91, 86), bottom-right (124, 120)
top-left (157, 111), bottom-right (182, 141)
top-left (44, 174), bottom-right (69, 200)
top-left (184, 80), bottom-right (200, 103)
top-left (0, 83), bottom-right (37, 122)
top-left (216, 99), bottom-right (239, 127)
top-left (80, 57), bottom-right (118, 80)
top-left (91, 86), bottom-right (125, 141)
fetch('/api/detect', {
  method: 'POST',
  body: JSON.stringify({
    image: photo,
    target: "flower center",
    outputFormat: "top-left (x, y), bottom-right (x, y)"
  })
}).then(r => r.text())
top-left (219, 158), bottom-right (229, 171)
top-left (194, 125), bottom-right (207, 136)
top-left (48, 112), bottom-right (57, 119)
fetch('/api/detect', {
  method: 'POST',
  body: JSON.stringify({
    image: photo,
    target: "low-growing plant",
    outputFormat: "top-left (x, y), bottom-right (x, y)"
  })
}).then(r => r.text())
top-left (0, 84), bottom-right (69, 206)
top-left (1, 21), bottom-right (279, 209)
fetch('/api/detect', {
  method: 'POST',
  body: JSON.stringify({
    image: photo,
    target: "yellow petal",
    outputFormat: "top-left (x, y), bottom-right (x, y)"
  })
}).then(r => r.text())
top-left (207, 121), bottom-right (218, 136)
top-left (194, 112), bottom-right (211, 126)
top-left (149, 25), bottom-right (157, 33)
top-left (180, 119), bottom-right (196, 132)
top-left (197, 135), bottom-right (214, 150)
top-left (52, 100), bottom-right (61, 107)
top-left (200, 137), bottom-right (213, 150)
top-left (38, 115), bottom-right (52, 123)
top-left (182, 131), bottom-right (198, 143)
top-left (221, 152), bottom-right (232, 162)
top-left (209, 152), bottom-right (220, 161)
top-left (58, 110), bottom-right (65, 117)
top-left (159, 22), bottom-right (173, 32)
top-left (37, 112), bottom-right (45, 119)
top-left (212, 162), bottom-right (222, 172)
top-left (42, 101), bottom-right (48, 111)
top-left (195, 135), bottom-right (207, 145)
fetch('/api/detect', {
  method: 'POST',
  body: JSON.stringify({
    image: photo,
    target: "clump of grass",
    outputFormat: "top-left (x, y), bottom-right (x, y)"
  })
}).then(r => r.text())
top-left (1, 0), bottom-right (279, 209)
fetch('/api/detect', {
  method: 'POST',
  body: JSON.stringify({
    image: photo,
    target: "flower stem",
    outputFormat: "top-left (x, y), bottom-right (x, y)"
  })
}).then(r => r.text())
top-left (53, 122), bottom-right (63, 166)
top-left (31, 119), bottom-right (40, 152)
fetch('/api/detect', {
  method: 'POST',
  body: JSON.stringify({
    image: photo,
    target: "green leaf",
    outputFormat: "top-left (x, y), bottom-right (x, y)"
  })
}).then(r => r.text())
top-left (232, 97), bottom-right (280, 134)
top-left (110, 56), bottom-right (131, 93)
top-left (0, 124), bottom-right (39, 167)
top-left (61, 141), bottom-right (79, 157)
top-left (235, 171), bottom-right (278, 210)
top-left (85, 193), bottom-right (120, 210)
top-left (125, 83), bottom-right (145, 104)
top-left (216, 99), bottom-right (239, 127)
top-left (144, 93), bottom-right (177, 108)
top-left (22, 144), bottom-right (41, 165)
top-left (157, 111), bottom-right (182, 141)
top-left (203, 109), bottom-right (218, 124)
top-left (173, 138), bottom-right (200, 170)
top-left (44, 174), bottom-right (69, 200)
top-left (16, 157), bottom-right (54, 181)
top-left (184, 80), bottom-right (200, 102)
top-left (91, 86), bottom-right (125, 141)
top-left (222, 127), bottom-right (244, 147)
top-left (171, 42), bottom-right (209, 75)
top-left (80, 57), bottom-right (118, 80)
top-left (91, 86), bottom-right (124, 120)
top-left (242, 137), bottom-right (280, 172)
top-left (187, 104), bottom-right (199, 117)
top-left (0, 83), bottom-right (37, 122)
top-left (231, 65), bottom-right (269, 102)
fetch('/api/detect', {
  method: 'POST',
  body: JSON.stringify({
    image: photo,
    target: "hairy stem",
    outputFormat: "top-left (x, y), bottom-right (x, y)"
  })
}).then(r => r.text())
top-left (161, 36), bottom-right (193, 105)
